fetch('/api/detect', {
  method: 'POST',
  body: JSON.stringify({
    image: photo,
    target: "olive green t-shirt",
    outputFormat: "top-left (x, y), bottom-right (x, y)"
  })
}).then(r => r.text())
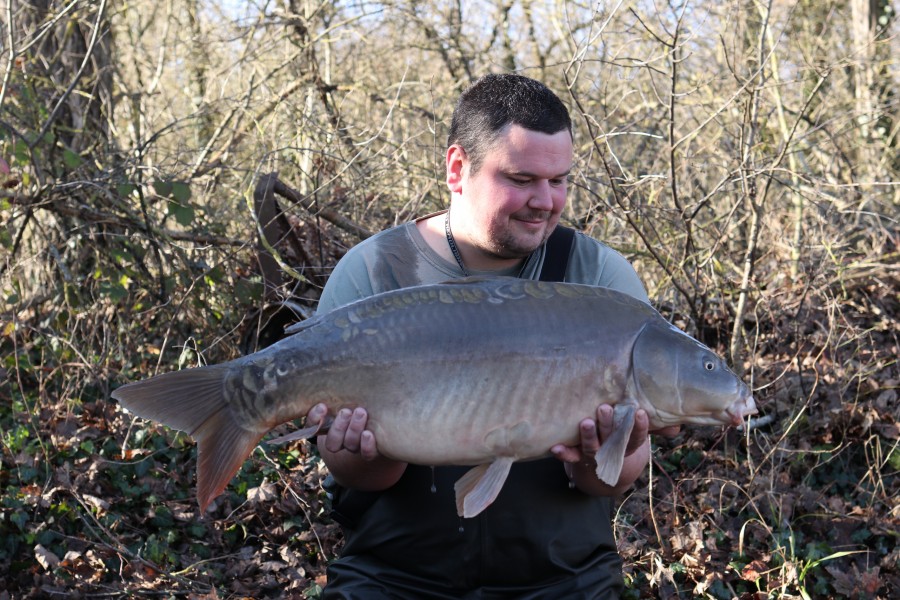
top-left (317, 216), bottom-right (648, 314)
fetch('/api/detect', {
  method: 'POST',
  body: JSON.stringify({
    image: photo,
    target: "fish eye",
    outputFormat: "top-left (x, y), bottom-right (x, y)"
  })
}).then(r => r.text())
top-left (704, 360), bottom-right (716, 371)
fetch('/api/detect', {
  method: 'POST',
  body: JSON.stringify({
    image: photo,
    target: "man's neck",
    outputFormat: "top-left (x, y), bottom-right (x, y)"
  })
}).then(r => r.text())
top-left (416, 211), bottom-right (523, 273)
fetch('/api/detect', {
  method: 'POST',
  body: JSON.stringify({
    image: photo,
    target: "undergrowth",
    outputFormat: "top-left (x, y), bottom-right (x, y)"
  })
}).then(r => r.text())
top-left (1, 256), bottom-right (897, 599)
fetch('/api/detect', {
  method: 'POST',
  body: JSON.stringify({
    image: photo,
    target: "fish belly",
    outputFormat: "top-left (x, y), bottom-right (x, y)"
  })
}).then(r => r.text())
top-left (306, 351), bottom-right (626, 466)
top-left (254, 281), bottom-right (644, 466)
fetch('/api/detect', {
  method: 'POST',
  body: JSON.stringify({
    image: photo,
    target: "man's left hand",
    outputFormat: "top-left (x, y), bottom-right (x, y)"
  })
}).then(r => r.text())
top-left (550, 404), bottom-right (680, 495)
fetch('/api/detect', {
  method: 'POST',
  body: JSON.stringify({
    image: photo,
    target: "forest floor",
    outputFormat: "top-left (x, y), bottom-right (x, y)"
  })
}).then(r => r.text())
top-left (1, 271), bottom-right (897, 599)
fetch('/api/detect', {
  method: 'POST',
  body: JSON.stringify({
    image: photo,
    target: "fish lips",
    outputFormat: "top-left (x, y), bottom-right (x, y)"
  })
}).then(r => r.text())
top-left (725, 390), bottom-right (758, 426)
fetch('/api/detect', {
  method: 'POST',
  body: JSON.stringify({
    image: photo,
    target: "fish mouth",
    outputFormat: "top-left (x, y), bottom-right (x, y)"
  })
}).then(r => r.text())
top-left (725, 393), bottom-right (758, 426)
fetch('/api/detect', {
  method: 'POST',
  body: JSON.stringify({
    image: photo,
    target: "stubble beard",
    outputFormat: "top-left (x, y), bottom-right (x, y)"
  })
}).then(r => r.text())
top-left (487, 217), bottom-right (556, 260)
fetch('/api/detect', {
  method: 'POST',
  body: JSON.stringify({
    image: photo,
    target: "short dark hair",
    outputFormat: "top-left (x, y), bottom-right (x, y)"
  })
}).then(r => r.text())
top-left (448, 73), bottom-right (572, 173)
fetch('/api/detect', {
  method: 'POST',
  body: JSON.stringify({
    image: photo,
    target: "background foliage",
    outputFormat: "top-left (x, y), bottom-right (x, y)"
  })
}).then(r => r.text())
top-left (1, 0), bottom-right (897, 598)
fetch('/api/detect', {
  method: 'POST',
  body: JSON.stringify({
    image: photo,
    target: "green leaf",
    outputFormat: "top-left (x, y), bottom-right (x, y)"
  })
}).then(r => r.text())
top-left (888, 445), bottom-right (900, 471)
top-left (189, 523), bottom-right (207, 538)
top-left (153, 180), bottom-right (173, 198)
top-left (234, 278), bottom-right (263, 304)
top-left (134, 458), bottom-right (151, 478)
top-left (171, 182), bottom-right (191, 203)
top-left (12, 140), bottom-right (29, 165)
top-left (62, 149), bottom-right (82, 168)
top-left (204, 265), bottom-right (224, 285)
top-left (150, 505), bottom-right (174, 528)
top-left (116, 183), bottom-right (137, 198)
top-left (10, 509), bottom-right (28, 531)
top-left (167, 200), bottom-right (195, 227)
top-left (99, 281), bottom-right (127, 301)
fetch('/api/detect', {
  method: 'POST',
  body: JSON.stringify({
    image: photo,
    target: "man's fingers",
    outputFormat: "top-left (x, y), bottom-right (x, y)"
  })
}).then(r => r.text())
top-left (360, 430), bottom-right (379, 461)
top-left (596, 405), bottom-right (614, 443)
top-left (625, 409), bottom-right (650, 455)
top-left (324, 408), bottom-right (352, 453)
top-left (324, 407), bottom-right (371, 454)
top-left (306, 402), bottom-right (328, 426)
top-left (551, 444), bottom-right (583, 463)
top-left (579, 418), bottom-right (600, 454)
top-left (343, 407), bottom-right (368, 452)
top-left (553, 405), bottom-right (653, 465)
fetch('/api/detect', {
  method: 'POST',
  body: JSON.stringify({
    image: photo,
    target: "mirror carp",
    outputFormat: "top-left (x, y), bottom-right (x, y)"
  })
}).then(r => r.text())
top-left (112, 277), bottom-right (757, 517)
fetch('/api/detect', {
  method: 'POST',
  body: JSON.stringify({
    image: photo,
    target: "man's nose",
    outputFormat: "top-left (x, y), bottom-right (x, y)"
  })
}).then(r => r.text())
top-left (529, 179), bottom-right (554, 210)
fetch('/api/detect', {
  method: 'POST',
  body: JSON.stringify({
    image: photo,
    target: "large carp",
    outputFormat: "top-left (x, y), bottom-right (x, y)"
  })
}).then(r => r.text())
top-left (112, 277), bottom-right (756, 517)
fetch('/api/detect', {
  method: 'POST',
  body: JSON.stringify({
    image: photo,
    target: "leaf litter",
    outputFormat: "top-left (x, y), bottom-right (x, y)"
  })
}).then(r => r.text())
top-left (1, 273), bottom-right (896, 599)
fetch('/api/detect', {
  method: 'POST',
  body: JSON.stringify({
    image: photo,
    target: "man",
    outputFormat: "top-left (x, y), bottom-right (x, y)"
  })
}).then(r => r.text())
top-left (304, 73), bottom-right (670, 598)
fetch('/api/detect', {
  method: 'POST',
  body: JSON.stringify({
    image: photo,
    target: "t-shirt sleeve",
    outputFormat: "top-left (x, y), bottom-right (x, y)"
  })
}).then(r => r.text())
top-left (567, 232), bottom-right (649, 303)
top-left (316, 246), bottom-right (376, 314)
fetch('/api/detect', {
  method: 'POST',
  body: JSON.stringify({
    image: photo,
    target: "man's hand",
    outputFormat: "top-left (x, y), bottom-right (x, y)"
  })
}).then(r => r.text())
top-left (306, 403), bottom-right (407, 491)
top-left (550, 404), bottom-right (680, 496)
top-left (320, 406), bottom-right (381, 461)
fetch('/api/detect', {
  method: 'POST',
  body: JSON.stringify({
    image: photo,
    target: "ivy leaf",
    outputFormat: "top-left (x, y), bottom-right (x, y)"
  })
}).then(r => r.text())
top-left (13, 139), bottom-right (29, 165)
top-left (62, 149), bottom-right (82, 169)
top-left (234, 277), bottom-right (263, 304)
top-left (99, 280), bottom-right (127, 301)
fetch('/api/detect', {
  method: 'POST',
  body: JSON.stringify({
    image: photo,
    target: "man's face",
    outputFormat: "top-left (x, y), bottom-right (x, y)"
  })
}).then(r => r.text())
top-left (448, 124), bottom-right (573, 261)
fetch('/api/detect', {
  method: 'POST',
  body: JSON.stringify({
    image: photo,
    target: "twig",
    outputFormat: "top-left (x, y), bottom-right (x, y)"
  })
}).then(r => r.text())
top-left (0, 0), bottom-right (17, 111)
top-left (564, 12), bottom-right (698, 321)
top-left (4, 189), bottom-right (248, 247)
top-left (14, 0), bottom-right (80, 55)
top-left (272, 177), bottom-right (373, 240)
top-left (31, 0), bottom-right (109, 149)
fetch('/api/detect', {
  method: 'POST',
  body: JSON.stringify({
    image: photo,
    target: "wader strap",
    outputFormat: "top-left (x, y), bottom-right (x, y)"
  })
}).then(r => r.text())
top-left (539, 226), bottom-right (575, 282)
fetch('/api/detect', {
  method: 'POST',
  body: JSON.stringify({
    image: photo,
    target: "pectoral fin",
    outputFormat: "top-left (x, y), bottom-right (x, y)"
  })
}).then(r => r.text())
top-left (454, 457), bottom-right (515, 518)
top-left (267, 414), bottom-right (334, 445)
top-left (593, 404), bottom-right (637, 486)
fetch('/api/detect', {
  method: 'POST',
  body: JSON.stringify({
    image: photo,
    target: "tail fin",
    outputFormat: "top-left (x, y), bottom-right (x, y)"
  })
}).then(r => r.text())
top-left (112, 366), bottom-right (265, 511)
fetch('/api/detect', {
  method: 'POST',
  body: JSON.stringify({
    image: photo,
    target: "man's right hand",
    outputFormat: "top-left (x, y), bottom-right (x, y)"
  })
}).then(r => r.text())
top-left (306, 403), bottom-right (407, 490)
top-left (323, 406), bottom-right (381, 460)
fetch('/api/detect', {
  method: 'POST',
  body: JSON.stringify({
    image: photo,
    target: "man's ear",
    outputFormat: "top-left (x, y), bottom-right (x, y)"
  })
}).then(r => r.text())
top-left (446, 144), bottom-right (467, 193)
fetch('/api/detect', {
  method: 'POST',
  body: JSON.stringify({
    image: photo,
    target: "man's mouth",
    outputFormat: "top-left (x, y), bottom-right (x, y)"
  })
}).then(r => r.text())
top-left (513, 212), bottom-right (550, 226)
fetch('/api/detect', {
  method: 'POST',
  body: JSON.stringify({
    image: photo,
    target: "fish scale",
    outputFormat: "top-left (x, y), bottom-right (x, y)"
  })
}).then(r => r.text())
top-left (112, 277), bottom-right (757, 517)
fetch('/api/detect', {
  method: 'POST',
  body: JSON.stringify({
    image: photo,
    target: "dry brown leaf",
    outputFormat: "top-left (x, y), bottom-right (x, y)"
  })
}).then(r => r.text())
top-left (247, 480), bottom-right (278, 505)
top-left (34, 545), bottom-right (60, 571)
top-left (741, 559), bottom-right (768, 582)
